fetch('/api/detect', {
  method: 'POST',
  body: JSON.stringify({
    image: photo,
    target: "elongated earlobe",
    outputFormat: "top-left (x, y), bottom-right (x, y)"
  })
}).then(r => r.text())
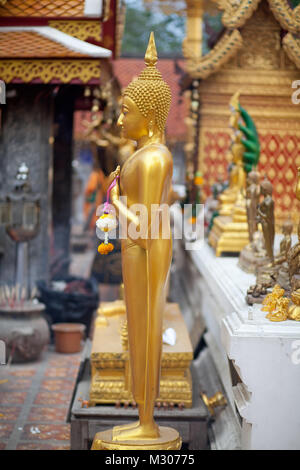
top-left (148, 120), bottom-right (154, 138)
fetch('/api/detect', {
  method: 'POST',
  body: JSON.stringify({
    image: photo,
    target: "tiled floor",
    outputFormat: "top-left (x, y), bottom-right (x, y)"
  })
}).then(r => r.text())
top-left (0, 247), bottom-right (120, 451)
top-left (0, 348), bottom-right (82, 450)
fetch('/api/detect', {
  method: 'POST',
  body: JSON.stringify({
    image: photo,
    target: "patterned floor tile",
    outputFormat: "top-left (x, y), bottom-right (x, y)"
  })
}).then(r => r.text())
top-left (0, 391), bottom-right (27, 405)
top-left (7, 369), bottom-right (37, 378)
top-left (21, 423), bottom-right (70, 441)
top-left (34, 391), bottom-right (73, 406)
top-left (0, 378), bottom-right (33, 390)
top-left (17, 442), bottom-right (70, 450)
top-left (0, 423), bottom-right (14, 439)
top-left (44, 367), bottom-right (78, 378)
top-left (0, 406), bottom-right (21, 421)
top-left (28, 407), bottom-right (67, 422)
top-left (48, 355), bottom-right (81, 368)
top-left (40, 379), bottom-right (74, 392)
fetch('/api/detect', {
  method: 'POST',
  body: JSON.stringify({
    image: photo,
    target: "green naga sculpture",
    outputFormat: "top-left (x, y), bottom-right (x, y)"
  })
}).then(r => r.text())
top-left (238, 104), bottom-right (260, 174)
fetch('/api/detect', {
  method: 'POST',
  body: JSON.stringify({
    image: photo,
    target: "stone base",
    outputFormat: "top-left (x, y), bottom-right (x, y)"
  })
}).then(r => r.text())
top-left (208, 215), bottom-right (249, 256)
top-left (246, 292), bottom-right (267, 305)
top-left (238, 244), bottom-right (269, 274)
top-left (91, 426), bottom-right (182, 450)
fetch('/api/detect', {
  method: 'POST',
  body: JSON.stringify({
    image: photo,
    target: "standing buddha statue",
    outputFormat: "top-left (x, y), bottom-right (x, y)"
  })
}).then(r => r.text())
top-left (256, 177), bottom-right (275, 263)
top-left (91, 32), bottom-right (181, 450)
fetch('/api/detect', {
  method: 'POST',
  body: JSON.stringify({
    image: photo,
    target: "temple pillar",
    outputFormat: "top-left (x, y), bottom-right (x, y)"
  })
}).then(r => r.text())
top-left (0, 84), bottom-right (53, 285)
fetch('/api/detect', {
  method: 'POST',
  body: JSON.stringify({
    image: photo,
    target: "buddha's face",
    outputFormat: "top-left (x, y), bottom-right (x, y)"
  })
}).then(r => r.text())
top-left (117, 96), bottom-right (149, 141)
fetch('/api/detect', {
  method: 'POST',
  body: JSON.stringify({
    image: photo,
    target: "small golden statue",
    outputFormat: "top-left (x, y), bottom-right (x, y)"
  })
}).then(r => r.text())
top-left (288, 290), bottom-right (300, 321)
top-left (266, 296), bottom-right (290, 322)
top-left (261, 284), bottom-right (285, 314)
top-left (91, 32), bottom-right (181, 451)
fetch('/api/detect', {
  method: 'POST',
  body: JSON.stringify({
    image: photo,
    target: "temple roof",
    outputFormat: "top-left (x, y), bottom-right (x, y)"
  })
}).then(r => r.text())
top-left (0, 26), bottom-right (111, 58)
top-left (0, 0), bottom-right (103, 18)
top-left (184, 0), bottom-right (300, 79)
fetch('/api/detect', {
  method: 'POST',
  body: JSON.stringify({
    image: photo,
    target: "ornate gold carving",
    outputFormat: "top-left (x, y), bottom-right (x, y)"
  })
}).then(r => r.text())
top-left (283, 33), bottom-right (300, 70)
top-left (183, 29), bottom-right (243, 79)
top-left (202, 391), bottom-right (227, 416)
top-left (216, 0), bottom-right (300, 33)
top-left (48, 21), bottom-right (102, 41)
top-left (89, 374), bottom-right (193, 405)
top-left (239, 25), bottom-right (281, 70)
top-left (216, 0), bottom-right (261, 28)
top-left (0, 59), bottom-right (101, 83)
top-left (268, 0), bottom-right (300, 34)
top-left (90, 303), bottom-right (193, 408)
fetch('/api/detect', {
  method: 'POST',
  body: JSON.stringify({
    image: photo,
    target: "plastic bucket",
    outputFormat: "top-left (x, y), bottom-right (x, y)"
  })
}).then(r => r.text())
top-left (51, 323), bottom-right (85, 353)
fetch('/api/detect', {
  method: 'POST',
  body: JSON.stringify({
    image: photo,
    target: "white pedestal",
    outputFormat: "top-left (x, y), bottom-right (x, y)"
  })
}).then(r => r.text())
top-left (189, 240), bottom-right (300, 450)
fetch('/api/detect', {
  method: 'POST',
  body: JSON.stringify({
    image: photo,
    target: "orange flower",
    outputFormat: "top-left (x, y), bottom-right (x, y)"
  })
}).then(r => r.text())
top-left (194, 176), bottom-right (203, 185)
top-left (97, 243), bottom-right (114, 255)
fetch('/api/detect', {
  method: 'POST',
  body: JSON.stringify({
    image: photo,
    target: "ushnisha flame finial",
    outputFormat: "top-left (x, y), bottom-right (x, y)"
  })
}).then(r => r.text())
top-left (123, 31), bottom-right (171, 132)
top-left (144, 31), bottom-right (158, 67)
top-left (229, 89), bottom-right (241, 112)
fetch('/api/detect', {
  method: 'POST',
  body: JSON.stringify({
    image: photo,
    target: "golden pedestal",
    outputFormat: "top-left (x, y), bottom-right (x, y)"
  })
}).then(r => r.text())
top-left (208, 215), bottom-right (249, 256)
top-left (91, 427), bottom-right (182, 450)
top-left (89, 302), bottom-right (193, 408)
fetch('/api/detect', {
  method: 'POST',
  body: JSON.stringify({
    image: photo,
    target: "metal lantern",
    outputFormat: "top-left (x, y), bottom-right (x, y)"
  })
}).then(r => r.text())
top-left (5, 163), bottom-right (40, 296)
top-left (6, 163), bottom-right (40, 243)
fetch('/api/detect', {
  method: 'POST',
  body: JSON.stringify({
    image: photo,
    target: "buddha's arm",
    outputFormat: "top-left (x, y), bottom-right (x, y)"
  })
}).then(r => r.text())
top-left (138, 154), bottom-right (172, 250)
top-left (111, 197), bottom-right (140, 237)
top-left (111, 155), bottom-right (172, 250)
top-left (257, 204), bottom-right (267, 220)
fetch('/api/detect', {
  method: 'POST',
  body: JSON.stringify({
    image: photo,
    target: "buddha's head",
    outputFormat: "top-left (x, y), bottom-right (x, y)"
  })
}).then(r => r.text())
top-left (260, 176), bottom-right (273, 197)
top-left (117, 32), bottom-right (171, 141)
top-left (247, 170), bottom-right (259, 185)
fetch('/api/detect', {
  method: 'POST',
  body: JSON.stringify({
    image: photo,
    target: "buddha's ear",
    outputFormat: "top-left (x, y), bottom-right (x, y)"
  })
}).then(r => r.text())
top-left (147, 108), bottom-right (156, 125)
top-left (147, 108), bottom-right (156, 138)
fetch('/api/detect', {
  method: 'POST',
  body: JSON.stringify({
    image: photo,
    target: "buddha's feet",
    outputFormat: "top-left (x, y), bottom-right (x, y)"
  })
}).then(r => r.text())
top-left (113, 420), bottom-right (140, 434)
top-left (112, 423), bottom-right (160, 442)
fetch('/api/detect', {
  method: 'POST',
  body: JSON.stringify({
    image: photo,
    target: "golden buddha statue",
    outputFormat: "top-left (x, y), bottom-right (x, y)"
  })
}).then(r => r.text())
top-left (261, 284), bottom-right (285, 314)
top-left (209, 91), bottom-right (249, 256)
top-left (266, 296), bottom-right (290, 322)
top-left (218, 91), bottom-right (246, 216)
top-left (91, 32), bottom-right (181, 451)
